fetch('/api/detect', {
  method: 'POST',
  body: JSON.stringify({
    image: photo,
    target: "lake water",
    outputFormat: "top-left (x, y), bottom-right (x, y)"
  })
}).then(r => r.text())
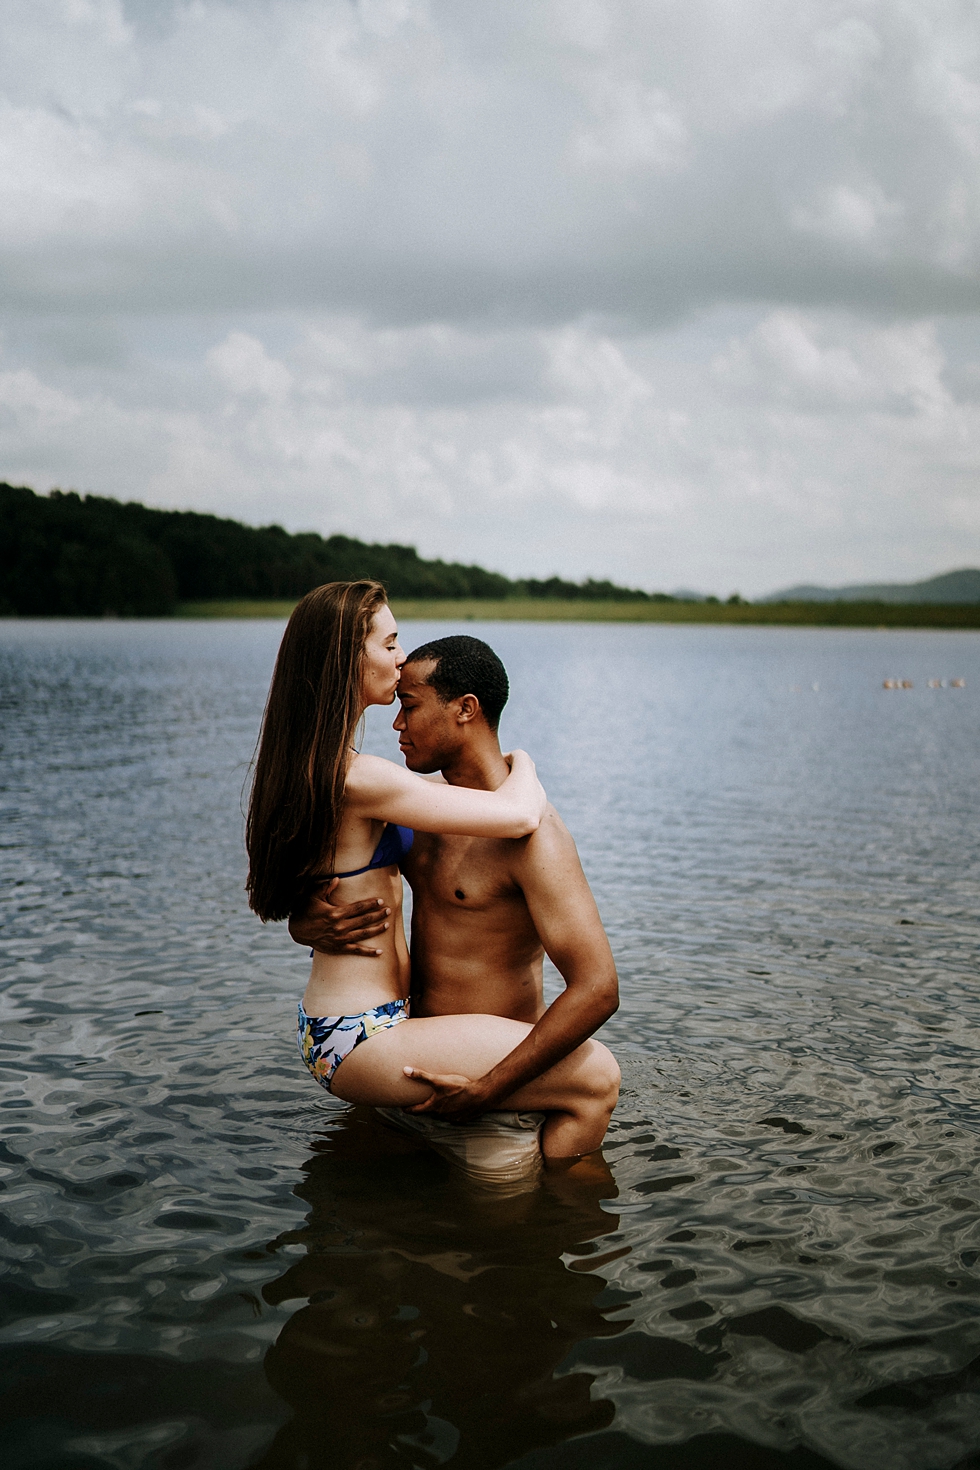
top-left (1, 618), bottom-right (979, 1470)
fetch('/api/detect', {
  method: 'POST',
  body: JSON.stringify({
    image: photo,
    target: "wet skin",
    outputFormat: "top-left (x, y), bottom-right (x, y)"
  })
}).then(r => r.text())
top-left (299, 613), bottom-right (547, 1021)
top-left (290, 659), bottom-right (619, 1122)
top-left (403, 821), bottom-right (548, 1025)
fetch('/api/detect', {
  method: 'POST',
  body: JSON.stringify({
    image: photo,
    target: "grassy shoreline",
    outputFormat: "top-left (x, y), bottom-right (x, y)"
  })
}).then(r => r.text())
top-left (175, 598), bottom-right (980, 628)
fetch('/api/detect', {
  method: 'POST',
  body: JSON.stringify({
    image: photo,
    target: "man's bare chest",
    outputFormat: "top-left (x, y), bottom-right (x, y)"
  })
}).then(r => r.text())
top-left (406, 832), bottom-right (521, 912)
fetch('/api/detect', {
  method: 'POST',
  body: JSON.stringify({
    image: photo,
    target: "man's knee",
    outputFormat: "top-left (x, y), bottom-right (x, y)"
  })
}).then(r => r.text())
top-left (582, 1041), bottom-right (620, 1107)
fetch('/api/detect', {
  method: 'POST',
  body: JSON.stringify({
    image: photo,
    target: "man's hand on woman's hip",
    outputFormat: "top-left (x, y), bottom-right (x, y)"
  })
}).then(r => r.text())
top-left (401, 1066), bottom-right (492, 1123)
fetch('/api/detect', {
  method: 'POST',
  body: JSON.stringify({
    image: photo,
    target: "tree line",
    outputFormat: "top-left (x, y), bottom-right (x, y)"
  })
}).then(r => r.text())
top-left (0, 484), bottom-right (661, 616)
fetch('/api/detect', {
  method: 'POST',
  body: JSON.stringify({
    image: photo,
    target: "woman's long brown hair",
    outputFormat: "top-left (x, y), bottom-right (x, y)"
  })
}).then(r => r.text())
top-left (245, 579), bottom-right (388, 921)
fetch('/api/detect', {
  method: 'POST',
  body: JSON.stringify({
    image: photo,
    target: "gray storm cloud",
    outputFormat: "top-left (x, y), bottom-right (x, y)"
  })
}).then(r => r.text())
top-left (1, 0), bottom-right (979, 593)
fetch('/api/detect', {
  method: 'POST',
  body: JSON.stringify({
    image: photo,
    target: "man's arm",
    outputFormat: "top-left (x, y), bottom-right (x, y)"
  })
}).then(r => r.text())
top-left (288, 880), bottom-right (390, 957)
top-left (406, 809), bottom-right (618, 1119)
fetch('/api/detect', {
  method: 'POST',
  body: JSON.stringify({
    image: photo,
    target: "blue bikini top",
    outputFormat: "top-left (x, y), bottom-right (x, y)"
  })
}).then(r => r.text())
top-left (323, 823), bottom-right (414, 881)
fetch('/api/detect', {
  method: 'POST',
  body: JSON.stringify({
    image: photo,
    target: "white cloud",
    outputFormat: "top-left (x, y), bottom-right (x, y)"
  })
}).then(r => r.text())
top-left (2, 307), bottom-right (979, 594)
top-left (0, 1), bottom-right (977, 311)
top-left (791, 183), bottom-right (903, 246)
top-left (712, 312), bottom-right (949, 413)
top-left (0, 102), bottom-right (136, 243)
top-left (207, 332), bottom-right (293, 402)
top-left (573, 77), bottom-right (689, 172)
top-left (1, 1), bottom-right (979, 591)
top-left (0, 367), bottom-right (82, 434)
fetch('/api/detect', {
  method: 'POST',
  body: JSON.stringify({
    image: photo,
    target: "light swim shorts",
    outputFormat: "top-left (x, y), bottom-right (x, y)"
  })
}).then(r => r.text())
top-left (375, 1106), bottom-right (546, 1192)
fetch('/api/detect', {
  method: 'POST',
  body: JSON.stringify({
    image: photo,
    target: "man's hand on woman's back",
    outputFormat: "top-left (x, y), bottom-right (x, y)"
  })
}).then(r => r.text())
top-left (288, 879), bottom-right (389, 957)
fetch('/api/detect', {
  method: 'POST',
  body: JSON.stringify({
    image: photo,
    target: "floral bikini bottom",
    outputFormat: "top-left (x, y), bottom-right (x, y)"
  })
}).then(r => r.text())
top-left (297, 998), bottom-right (410, 1093)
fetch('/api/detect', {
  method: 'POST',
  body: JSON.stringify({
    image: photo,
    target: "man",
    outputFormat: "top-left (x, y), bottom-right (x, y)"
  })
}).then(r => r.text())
top-left (289, 635), bottom-right (619, 1159)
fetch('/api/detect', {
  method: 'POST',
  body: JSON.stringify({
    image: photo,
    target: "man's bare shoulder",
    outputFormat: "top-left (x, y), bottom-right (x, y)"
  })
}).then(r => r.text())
top-left (537, 803), bottom-right (574, 840)
top-left (510, 804), bottom-right (580, 871)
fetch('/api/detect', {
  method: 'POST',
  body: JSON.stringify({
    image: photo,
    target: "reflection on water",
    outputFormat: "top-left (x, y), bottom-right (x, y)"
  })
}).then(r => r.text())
top-left (1, 619), bottom-right (980, 1469)
top-left (257, 1111), bottom-right (621, 1470)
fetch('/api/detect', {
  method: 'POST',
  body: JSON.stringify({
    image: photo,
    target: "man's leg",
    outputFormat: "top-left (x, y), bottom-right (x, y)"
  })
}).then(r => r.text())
top-left (331, 1015), bottom-right (620, 1160)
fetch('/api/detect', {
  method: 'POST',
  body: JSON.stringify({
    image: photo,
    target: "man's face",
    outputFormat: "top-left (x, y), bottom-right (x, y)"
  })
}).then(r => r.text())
top-left (393, 661), bottom-right (463, 773)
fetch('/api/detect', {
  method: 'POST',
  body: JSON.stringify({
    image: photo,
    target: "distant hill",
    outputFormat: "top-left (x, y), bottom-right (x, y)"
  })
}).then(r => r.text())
top-left (0, 483), bottom-right (659, 617)
top-left (760, 569), bottom-right (980, 605)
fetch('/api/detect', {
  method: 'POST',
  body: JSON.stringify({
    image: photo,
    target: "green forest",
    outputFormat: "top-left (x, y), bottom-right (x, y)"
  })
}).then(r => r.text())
top-left (0, 483), bottom-right (657, 617)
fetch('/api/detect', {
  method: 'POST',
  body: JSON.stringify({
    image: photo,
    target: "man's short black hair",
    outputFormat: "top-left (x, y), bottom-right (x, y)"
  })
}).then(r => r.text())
top-left (404, 636), bottom-right (509, 730)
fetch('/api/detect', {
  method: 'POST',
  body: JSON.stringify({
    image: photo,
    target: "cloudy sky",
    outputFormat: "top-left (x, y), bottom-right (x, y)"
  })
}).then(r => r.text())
top-left (2, 0), bottom-right (979, 595)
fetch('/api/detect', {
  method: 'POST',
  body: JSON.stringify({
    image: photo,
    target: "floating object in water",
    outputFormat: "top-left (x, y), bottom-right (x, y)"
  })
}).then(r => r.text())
top-left (885, 677), bottom-right (969, 690)
top-left (812, 682), bottom-right (820, 691)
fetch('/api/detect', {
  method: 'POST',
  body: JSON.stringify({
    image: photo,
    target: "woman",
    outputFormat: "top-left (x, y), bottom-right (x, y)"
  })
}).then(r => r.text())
top-left (246, 580), bottom-right (619, 1161)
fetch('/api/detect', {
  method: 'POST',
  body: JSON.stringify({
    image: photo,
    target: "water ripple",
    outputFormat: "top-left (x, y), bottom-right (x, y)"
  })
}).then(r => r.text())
top-left (1, 620), bottom-right (979, 1469)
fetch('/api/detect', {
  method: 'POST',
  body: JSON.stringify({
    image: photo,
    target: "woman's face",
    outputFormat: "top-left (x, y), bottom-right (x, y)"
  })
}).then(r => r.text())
top-left (360, 604), bottom-right (405, 708)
